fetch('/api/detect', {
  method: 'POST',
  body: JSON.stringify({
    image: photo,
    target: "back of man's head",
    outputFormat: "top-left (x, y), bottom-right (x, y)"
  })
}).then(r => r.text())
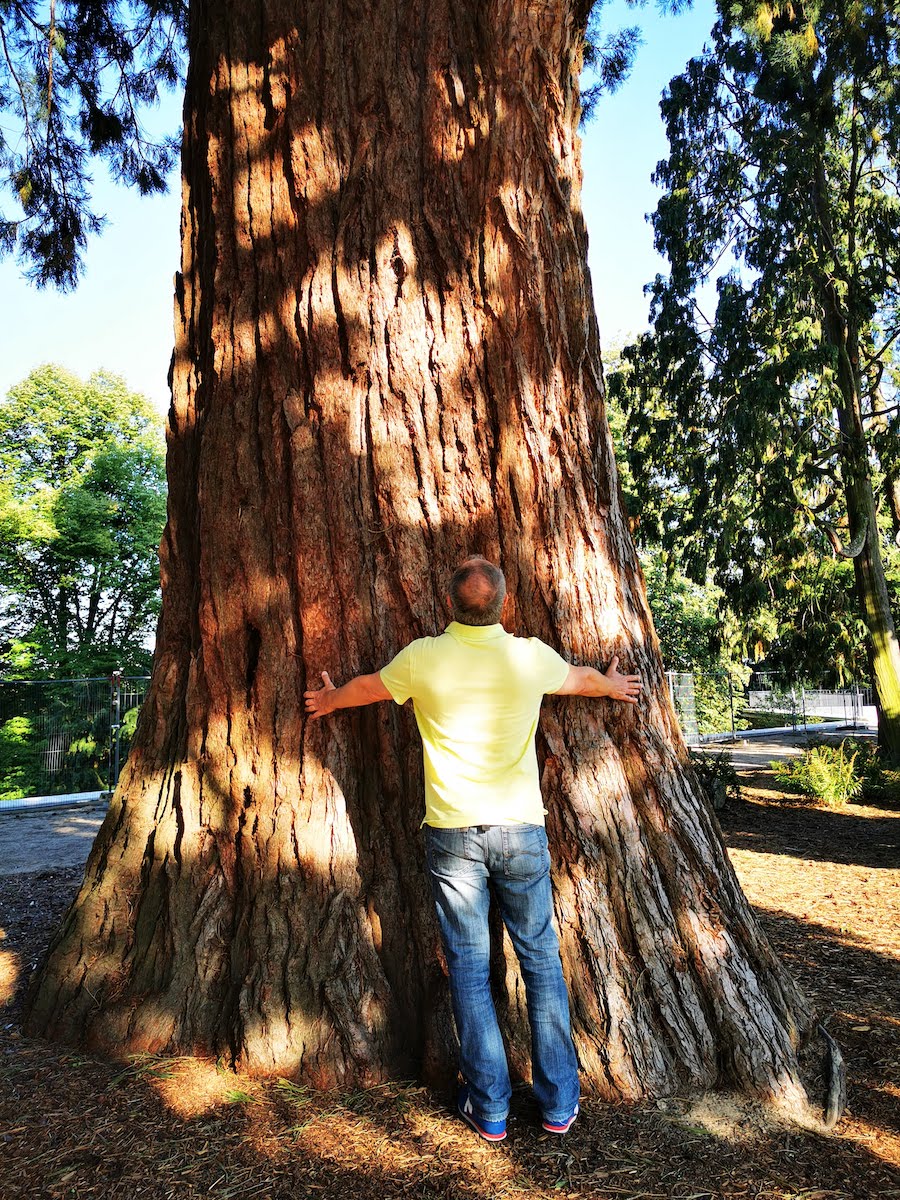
top-left (449, 557), bottom-right (506, 626)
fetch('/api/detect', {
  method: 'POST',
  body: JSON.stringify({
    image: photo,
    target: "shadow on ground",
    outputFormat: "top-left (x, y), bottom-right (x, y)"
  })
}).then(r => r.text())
top-left (722, 799), bottom-right (899, 870)
top-left (1, 805), bottom-right (899, 1200)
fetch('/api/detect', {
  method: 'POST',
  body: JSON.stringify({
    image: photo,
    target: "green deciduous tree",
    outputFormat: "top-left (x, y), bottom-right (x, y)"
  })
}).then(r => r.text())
top-left (612, 0), bottom-right (900, 757)
top-left (0, 363), bottom-right (167, 677)
top-left (639, 548), bottom-right (751, 732)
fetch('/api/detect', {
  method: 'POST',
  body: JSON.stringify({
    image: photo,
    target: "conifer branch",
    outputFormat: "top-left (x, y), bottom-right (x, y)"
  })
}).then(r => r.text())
top-left (820, 517), bottom-right (868, 559)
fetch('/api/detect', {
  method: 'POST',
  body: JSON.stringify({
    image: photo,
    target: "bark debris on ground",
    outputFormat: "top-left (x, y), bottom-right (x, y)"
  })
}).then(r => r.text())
top-left (0, 759), bottom-right (898, 1200)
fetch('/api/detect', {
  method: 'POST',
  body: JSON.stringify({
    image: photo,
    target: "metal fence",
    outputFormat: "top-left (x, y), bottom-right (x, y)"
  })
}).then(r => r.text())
top-left (1, 667), bottom-right (877, 811)
top-left (0, 674), bottom-right (150, 811)
top-left (667, 668), bottom-right (875, 741)
top-left (666, 671), bottom-right (701, 746)
top-left (745, 674), bottom-right (875, 729)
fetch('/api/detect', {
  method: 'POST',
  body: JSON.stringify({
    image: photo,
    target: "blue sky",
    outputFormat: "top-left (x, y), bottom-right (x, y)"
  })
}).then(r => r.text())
top-left (0, 0), bottom-right (716, 414)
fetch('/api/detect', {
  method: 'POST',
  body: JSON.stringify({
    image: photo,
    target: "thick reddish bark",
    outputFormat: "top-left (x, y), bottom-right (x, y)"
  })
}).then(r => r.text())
top-left (26, 0), bottom-right (813, 1109)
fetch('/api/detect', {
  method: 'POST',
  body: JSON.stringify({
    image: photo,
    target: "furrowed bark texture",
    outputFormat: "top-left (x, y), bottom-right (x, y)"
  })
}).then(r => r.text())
top-left (26, 0), bottom-right (813, 1106)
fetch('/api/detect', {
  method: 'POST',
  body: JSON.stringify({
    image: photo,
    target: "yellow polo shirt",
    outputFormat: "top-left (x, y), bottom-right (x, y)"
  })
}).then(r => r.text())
top-left (379, 621), bottom-right (570, 828)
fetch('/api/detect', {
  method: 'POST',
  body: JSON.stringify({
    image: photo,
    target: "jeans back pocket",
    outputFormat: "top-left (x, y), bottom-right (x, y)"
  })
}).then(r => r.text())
top-left (501, 824), bottom-right (549, 880)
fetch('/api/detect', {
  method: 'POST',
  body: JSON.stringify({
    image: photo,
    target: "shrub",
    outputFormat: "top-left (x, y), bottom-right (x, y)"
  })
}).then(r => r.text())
top-left (695, 674), bottom-right (735, 735)
top-left (772, 741), bottom-right (863, 808)
top-left (846, 740), bottom-right (900, 807)
top-left (862, 764), bottom-right (900, 806)
top-left (0, 715), bottom-right (43, 801)
top-left (689, 749), bottom-right (740, 810)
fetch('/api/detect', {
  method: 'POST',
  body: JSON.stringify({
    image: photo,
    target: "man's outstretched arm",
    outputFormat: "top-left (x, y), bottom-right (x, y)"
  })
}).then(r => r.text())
top-left (551, 655), bottom-right (642, 704)
top-left (304, 671), bottom-right (393, 720)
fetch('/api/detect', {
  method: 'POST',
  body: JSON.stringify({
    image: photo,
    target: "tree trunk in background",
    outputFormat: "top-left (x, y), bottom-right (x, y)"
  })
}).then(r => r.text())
top-left (847, 464), bottom-right (900, 764)
top-left (812, 162), bottom-right (900, 763)
top-left (885, 474), bottom-right (900, 542)
top-left (820, 306), bottom-right (900, 762)
top-left (25, 0), bottom-right (813, 1109)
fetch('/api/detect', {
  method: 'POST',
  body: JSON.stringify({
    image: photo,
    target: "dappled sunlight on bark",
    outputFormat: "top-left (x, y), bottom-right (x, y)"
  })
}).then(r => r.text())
top-left (20, 0), bottom-right (822, 1116)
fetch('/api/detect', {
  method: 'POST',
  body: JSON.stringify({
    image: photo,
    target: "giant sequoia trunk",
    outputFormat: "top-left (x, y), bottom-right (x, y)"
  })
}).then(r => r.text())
top-left (26, 0), bottom-right (814, 1108)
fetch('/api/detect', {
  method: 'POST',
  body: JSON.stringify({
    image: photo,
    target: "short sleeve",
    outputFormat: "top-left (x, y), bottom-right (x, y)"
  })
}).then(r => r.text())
top-left (528, 638), bottom-right (570, 694)
top-left (380, 642), bottom-right (417, 705)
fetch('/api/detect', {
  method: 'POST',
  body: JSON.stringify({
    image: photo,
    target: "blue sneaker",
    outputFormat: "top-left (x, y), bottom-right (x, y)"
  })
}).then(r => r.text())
top-left (542, 1103), bottom-right (579, 1134)
top-left (457, 1086), bottom-right (507, 1142)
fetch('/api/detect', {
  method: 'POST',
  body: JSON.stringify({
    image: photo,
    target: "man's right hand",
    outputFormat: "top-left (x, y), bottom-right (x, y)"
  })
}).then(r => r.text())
top-left (304, 669), bottom-right (393, 720)
top-left (304, 671), bottom-right (338, 720)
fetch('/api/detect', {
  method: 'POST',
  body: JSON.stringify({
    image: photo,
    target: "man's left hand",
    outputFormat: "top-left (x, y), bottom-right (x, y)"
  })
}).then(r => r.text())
top-left (603, 655), bottom-right (642, 703)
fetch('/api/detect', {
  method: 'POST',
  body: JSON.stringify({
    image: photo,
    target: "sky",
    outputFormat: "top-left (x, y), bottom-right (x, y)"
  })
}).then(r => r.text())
top-left (0, 0), bottom-right (717, 415)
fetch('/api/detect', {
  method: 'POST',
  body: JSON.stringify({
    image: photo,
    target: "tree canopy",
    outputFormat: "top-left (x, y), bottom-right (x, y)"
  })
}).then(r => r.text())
top-left (0, 0), bottom-right (185, 288)
top-left (0, 364), bottom-right (166, 676)
top-left (611, 0), bottom-right (900, 727)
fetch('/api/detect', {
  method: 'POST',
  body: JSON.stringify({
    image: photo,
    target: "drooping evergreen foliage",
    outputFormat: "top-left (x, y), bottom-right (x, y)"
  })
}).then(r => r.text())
top-left (0, 1), bottom-right (185, 288)
top-left (611, 1), bottom-right (900, 751)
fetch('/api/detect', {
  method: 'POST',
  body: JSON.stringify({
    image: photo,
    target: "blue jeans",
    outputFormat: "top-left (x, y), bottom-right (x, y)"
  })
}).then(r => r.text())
top-left (425, 823), bottom-right (580, 1123)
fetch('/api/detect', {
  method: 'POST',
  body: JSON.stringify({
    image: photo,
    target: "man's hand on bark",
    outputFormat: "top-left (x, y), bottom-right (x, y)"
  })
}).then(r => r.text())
top-left (603, 655), bottom-right (642, 704)
top-left (551, 655), bottom-right (642, 702)
top-left (304, 670), bottom-right (392, 719)
top-left (304, 671), bottom-right (336, 720)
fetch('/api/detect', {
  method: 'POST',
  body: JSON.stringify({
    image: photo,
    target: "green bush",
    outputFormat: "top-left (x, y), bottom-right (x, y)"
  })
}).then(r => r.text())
top-left (61, 719), bottom-right (108, 792)
top-left (0, 700), bottom-right (112, 801)
top-left (689, 749), bottom-right (740, 810)
top-left (777, 737), bottom-right (900, 808)
top-left (695, 675), bottom-right (735, 734)
top-left (862, 764), bottom-right (900, 806)
top-left (0, 715), bottom-right (43, 800)
top-left (772, 741), bottom-right (863, 808)
top-left (844, 740), bottom-right (900, 807)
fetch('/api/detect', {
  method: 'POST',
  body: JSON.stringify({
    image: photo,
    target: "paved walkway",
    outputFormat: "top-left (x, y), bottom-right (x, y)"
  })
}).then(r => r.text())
top-left (706, 728), bottom-right (876, 774)
top-left (0, 803), bottom-right (108, 876)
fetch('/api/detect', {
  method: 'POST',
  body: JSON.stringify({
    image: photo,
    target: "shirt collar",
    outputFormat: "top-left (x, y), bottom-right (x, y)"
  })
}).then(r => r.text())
top-left (445, 621), bottom-right (508, 642)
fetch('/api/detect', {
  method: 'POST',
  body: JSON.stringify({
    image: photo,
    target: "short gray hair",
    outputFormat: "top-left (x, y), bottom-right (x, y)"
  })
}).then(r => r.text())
top-left (449, 557), bottom-right (506, 625)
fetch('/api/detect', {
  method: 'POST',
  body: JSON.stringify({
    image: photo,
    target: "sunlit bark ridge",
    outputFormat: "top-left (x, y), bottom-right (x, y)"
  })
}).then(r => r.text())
top-left (26, 0), bottom-right (814, 1110)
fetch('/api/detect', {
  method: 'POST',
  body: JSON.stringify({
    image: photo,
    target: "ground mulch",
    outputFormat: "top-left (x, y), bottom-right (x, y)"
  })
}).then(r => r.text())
top-left (1, 764), bottom-right (898, 1200)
